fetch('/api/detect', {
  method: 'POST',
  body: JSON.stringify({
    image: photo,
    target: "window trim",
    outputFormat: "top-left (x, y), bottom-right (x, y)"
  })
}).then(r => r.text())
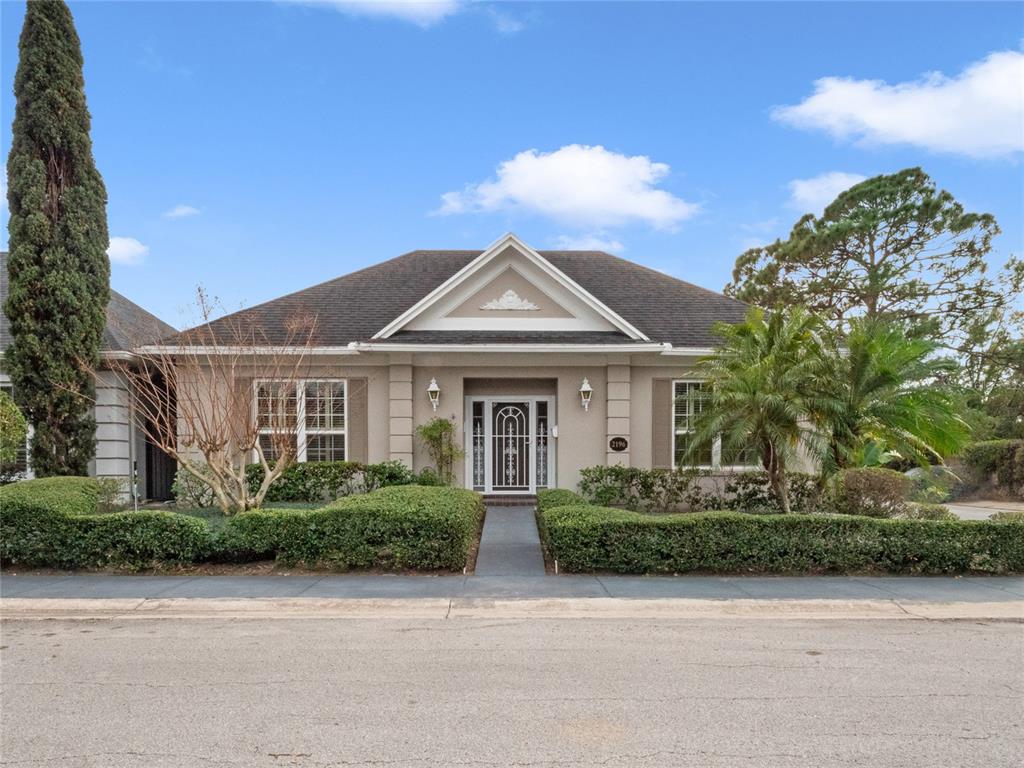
top-left (671, 379), bottom-right (759, 471)
top-left (252, 379), bottom-right (348, 463)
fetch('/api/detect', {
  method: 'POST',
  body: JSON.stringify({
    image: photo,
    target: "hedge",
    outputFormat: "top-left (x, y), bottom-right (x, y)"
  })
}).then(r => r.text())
top-left (217, 485), bottom-right (484, 570)
top-left (1, 478), bottom-right (483, 572)
top-left (540, 504), bottom-right (1024, 575)
top-left (537, 488), bottom-right (585, 512)
top-left (1, 477), bottom-right (212, 569)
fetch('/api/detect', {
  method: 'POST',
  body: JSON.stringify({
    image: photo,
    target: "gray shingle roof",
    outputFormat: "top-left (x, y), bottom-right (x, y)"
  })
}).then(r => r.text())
top-left (187, 250), bottom-right (748, 349)
top-left (1, 251), bottom-right (176, 354)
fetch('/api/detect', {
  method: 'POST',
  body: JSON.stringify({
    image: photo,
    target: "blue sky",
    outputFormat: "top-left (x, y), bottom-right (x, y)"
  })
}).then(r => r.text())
top-left (2, 1), bottom-right (1022, 328)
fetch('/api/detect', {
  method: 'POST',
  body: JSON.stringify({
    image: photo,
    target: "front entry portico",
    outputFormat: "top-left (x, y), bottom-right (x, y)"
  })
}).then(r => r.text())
top-left (464, 396), bottom-right (556, 494)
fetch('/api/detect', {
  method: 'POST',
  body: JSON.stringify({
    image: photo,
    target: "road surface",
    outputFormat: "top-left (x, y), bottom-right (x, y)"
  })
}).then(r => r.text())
top-left (1, 608), bottom-right (1021, 767)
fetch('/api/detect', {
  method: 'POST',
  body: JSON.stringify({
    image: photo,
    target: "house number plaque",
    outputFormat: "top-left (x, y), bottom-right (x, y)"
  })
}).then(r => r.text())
top-left (609, 437), bottom-right (628, 452)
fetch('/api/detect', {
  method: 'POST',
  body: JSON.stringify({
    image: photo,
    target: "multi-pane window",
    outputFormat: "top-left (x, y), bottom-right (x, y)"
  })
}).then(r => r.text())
top-left (672, 381), bottom-right (758, 469)
top-left (673, 382), bottom-right (712, 467)
top-left (304, 381), bottom-right (346, 462)
top-left (255, 380), bottom-right (345, 463)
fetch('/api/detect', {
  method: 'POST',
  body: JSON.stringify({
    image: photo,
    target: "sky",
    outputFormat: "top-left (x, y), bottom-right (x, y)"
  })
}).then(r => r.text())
top-left (1, 0), bottom-right (1022, 329)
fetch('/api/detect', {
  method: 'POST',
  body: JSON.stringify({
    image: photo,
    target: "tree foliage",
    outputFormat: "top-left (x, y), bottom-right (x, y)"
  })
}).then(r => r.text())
top-left (822, 319), bottom-right (971, 471)
top-left (725, 168), bottom-right (1021, 359)
top-left (0, 390), bottom-right (28, 467)
top-left (5, 0), bottom-right (110, 476)
top-left (690, 307), bottom-right (833, 513)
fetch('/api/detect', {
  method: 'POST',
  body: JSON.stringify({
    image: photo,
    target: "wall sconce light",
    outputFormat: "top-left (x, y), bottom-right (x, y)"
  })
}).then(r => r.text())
top-left (427, 377), bottom-right (441, 412)
top-left (579, 377), bottom-right (593, 412)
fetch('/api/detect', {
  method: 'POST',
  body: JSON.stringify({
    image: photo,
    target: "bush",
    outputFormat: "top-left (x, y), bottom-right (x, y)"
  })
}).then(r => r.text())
top-left (360, 460), bottom-right (417, 491)
top-left (246, 460), bottom-right (363, 503)
top-left (828, 467), bottom-right (912, 518)
top-left (961, 440), bottom-right (1024, 496)
top-left (219, 485), bottom-right (483, 570)
top-left (1, 477), bottom-right (211, 569)
top-left (990, 511), bottom-right (1024, 522)
top-left (172, 466), bottom-right (218, 508)
top-left (537, 488), bottom-right (585, 511)
top-left (577, 466), bottom-right (708, 512)
top-left (902, 502), bottom-right (956, 521)
top-left (540, 503), bottom-right (1024, 575)
top-left (710, 471), bottom-right (821, 514)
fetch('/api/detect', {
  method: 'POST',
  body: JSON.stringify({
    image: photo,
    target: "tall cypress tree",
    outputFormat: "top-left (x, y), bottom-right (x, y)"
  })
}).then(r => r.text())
top-left (5, 0), bottom-right (110, 476)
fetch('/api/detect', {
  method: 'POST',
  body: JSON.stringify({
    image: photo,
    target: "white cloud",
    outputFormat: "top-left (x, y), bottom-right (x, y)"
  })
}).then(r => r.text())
top-left (553, 234), bottom-right (625, 253)
top-left (286, 1), bottom-right (462, 28)
top-left (438, 144), bottom-right (699, 230)
top-left (773, 50), bottom-right (1024, 158)
top-left (485, 6), bottom-right (524, 34)
top-left (787, 171), bottom-right (867, 215)
top-left (107, 237), bottom-right (149, 265)
top-left (162, 204), bottom-right (200, 219)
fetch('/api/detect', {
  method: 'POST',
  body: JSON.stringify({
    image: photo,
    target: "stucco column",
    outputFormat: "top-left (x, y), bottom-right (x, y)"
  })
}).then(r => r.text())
top-left (606, 363), bottom-right (631, 466)
top-left (388, 361), bottom-right (414, 467)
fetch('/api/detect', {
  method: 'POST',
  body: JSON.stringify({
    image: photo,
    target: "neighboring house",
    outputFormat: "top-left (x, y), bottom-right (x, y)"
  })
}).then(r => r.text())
top-left (0, 251), bottom-right (178, 500)
top-left (176, 233), bottom-right (755, 495)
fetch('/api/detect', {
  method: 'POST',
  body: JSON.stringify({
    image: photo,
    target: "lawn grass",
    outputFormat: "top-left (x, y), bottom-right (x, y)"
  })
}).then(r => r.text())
top-left (174, 503), bottom-right (323, 532)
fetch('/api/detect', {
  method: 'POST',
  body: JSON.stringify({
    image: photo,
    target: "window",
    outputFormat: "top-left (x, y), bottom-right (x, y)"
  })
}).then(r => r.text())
top-left (672, 380), bottom-right (758, 470)
top-left (254, 380), bottom-right (346, 463)
top-left (673, 381), bottom-right (712, 467)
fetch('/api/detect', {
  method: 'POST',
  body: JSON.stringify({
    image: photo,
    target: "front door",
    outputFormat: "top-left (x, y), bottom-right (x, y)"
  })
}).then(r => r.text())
top-left (466, 397), bottom-right (555, 494)
top-left (492, 401), bottom-right (530, 492)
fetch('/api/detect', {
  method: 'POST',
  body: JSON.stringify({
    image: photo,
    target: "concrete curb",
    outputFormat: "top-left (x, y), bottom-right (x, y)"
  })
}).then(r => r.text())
top-left (2, 597), bottom-right (1021, 621)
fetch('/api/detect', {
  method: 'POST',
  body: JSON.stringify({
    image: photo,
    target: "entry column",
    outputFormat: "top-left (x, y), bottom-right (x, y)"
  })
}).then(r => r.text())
top-left (606, 363), bottom-right (631, 466)
top-left (388, 361), bottom-right (414, 467)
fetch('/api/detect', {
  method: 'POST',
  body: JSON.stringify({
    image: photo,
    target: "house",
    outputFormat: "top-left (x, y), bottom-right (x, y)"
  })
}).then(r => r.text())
top-left (0, 251), bottom-right (178, 500)
top-left (180, 234), bottom-right (754, 495)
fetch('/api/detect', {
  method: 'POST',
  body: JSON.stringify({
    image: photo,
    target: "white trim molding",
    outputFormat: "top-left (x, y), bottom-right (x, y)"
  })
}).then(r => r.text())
top-left (372, 233), bottom-right (650, 341)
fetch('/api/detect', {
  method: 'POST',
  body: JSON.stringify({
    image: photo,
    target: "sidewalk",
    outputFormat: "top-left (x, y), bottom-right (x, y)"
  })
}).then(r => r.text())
top-left (2, 572), bottom-right (1022, 602)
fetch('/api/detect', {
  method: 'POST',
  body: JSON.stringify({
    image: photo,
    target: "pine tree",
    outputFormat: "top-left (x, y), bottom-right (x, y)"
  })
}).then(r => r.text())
top-left (5, 0), bottom-right (110, 476)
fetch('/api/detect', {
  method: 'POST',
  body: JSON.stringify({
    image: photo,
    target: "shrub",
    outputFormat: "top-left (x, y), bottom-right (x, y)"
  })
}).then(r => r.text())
top-left (961, 440), bottom-right (1024, 496)
top-left (902, 503), bottom-right (956, 521)
top-left (710, 471), bottom-right (821, 514)
top-left (540, 503), bottom-right (1024, 575)
top-left (361, 460), bottom-right (417, 492)
top-left (246, 461), bottom-right (362, 503)
top-left (990, 511), bottom-right (1024, 522)
top-left (0, 477), bottom-right (211, 569)
top-left (219, 485), bottom-right (483, 570)
top-left (96, 477), bottom-right (128, 512)
top-left (537, 488), bottom-right (585, 511)
top-left (577, 466), bottom-right (708, 512)
top-left (415, 417), bottom-right (463, 485)
top-left (828, 467), bottom-right (912, 518)
top-left (172, 466), bottom-right (218, 508)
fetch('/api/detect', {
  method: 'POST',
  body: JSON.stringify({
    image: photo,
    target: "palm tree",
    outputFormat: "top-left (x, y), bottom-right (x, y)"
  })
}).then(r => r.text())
top-left (689, 307), bottom-right (835, 513)
top-left (823, 319), bottom-right (970, 471)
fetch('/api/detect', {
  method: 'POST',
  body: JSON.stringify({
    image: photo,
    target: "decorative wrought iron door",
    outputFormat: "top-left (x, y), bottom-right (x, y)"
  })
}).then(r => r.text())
top-left (491, 402), bottom-right (530, 491)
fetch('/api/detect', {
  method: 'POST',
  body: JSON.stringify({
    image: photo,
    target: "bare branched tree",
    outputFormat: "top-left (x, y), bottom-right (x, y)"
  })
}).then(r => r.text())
top-left (104, 288), bottom-right (318, 514)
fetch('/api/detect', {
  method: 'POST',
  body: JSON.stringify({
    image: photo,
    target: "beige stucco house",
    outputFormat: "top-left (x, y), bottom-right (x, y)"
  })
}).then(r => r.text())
top-left (180, 234), bottom-right (755, 496)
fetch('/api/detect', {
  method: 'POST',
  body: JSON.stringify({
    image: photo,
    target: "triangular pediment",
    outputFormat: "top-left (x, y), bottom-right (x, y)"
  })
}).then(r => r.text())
top-left (374, 234), bottom-right (649, 340)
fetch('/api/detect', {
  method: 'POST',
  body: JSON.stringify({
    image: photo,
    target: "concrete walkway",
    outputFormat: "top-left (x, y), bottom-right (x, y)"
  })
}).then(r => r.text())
top-left (949, 499), bottom-right (1024, 521)
top-left (473, 504), bottom-right (546, 576)
top-left (2, 573), bottom-right (1022, 602)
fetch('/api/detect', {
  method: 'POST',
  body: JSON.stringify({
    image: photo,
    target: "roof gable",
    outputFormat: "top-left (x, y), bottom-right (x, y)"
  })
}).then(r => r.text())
top-left (374, 234), bottom-right (649, 341)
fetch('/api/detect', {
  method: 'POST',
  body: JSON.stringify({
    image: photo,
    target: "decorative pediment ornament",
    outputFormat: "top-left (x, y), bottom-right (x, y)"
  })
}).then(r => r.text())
top-left (480, 289), bottom-right (540, 311)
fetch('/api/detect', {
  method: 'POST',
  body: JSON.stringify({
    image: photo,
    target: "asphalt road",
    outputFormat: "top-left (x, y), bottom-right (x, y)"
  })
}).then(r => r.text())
top-left (1, 614), bottom-right (1022, 767)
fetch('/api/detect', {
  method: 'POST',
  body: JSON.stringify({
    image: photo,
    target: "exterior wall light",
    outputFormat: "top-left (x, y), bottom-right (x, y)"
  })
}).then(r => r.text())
top-left (579, 377), bottom-right (593, 412)
top-left (427, 377), bottom-right (441, 412)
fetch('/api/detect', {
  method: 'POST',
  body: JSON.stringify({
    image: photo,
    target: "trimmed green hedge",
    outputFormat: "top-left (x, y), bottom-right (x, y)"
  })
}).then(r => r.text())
top-left (218, 485), bottom-right (483, 570)
top-left (1, 477), bottom-right (212, 569)
top-left (537, 488), bottom-right (585, 512)
top-left (2, 478), bottom-right (483, 572)
top-left (540, 504), bottom-right (1024, 575)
